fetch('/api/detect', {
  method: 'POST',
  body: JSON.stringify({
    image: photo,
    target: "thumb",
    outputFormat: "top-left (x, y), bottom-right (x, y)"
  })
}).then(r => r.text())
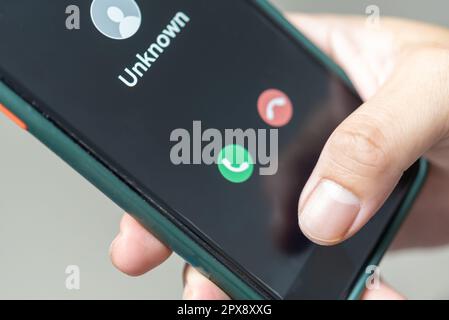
top-left (293, 16), bottom-right (449, 245)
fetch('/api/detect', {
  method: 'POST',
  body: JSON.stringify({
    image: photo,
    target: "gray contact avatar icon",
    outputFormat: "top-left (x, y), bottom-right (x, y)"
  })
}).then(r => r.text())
top-left (91, 0), bottom-right (142, 40)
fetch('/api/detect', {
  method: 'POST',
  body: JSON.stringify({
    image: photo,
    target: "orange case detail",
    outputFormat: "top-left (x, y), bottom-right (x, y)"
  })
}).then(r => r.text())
top-left (0, 103), bottom-right (27, 130)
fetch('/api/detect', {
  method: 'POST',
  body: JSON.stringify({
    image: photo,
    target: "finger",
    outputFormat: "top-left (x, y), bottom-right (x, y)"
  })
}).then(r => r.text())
top-left (288, 14), bottom-right (391, 100)
top-left (183, 265), bottom-right (230, 300)
top-left (298, 45), bottom-right (449, 245)
top-left (288, 14), bottom-right (449, 101)
top-left (110, 213), bottom-right (172, 276)
top-left (362, 283), bottom-right (405, 300)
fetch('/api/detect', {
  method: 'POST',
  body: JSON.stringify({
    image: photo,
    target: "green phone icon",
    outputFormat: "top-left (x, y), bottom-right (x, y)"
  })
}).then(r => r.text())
top-left (217, 144), bottom-right (254, 183)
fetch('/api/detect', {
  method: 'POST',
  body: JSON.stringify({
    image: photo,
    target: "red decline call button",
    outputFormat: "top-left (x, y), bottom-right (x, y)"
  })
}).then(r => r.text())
top-left (257, 89), bottom-right (293, 127)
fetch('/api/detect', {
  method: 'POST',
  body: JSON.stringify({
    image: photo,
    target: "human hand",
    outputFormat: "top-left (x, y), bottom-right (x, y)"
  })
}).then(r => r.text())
top-left (110, 14), bottom-right (449, 300)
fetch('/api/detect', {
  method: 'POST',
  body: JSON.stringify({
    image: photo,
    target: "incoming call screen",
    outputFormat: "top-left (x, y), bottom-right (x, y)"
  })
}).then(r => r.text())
top-left (0, 0), bottom-right (416, 298)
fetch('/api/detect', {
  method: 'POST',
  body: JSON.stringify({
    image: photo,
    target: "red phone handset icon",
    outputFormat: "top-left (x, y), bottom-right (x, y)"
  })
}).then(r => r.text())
top-left (258, 89), bottom-right (293, 127)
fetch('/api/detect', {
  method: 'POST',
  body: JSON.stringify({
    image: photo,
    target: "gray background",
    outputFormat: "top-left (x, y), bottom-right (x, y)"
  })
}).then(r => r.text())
top-left (1, 0), bottom-right (449, 299)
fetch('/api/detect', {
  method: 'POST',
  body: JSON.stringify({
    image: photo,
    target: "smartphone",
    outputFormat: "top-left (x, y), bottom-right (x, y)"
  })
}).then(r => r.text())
top-left (0, 0), bottom-right (427, 299)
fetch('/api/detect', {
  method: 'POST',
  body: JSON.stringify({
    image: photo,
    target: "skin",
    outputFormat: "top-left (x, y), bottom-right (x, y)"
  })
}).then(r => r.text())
top-left (110, 14), bottom-right (449, 300)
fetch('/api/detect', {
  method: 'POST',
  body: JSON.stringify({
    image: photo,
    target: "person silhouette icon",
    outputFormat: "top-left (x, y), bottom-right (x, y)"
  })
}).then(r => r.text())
top-left (107, 6), bottom-right (141, 39)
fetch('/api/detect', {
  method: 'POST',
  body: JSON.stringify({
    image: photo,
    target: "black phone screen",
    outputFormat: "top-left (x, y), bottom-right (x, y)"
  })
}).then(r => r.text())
top-left (0, 0), bottom-right (419, 299)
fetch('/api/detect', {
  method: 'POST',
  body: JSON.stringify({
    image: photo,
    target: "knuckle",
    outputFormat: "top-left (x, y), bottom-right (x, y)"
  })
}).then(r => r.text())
top-left (326, 120), bottom-right (391, 176)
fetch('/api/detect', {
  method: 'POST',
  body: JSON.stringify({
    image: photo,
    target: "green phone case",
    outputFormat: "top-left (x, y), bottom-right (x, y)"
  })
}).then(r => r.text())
top-left (0, 0), bottom-right (428, 300)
